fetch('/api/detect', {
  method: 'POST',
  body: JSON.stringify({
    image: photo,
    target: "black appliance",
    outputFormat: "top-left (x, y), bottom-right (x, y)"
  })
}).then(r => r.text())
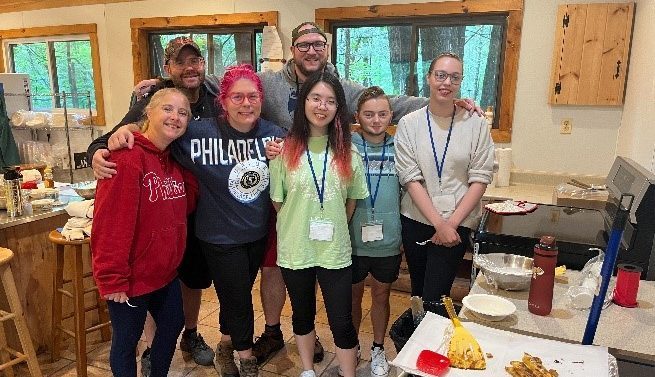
top-left (474, 156), bottom-right (655, 280)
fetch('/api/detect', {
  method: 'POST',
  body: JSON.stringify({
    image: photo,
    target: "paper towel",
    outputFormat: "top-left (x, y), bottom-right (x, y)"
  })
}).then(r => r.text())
top-left (496, 148), bottom-right (512, 187)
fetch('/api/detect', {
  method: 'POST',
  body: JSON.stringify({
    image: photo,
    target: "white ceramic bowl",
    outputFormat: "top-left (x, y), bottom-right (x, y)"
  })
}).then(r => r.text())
top-left (462, 294), bottom-right (516, 321)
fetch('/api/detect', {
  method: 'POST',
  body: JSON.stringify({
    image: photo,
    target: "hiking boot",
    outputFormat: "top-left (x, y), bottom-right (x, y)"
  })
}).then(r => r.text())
top-left (313, 336), bottom-right (325, 363)
top-left (370, 346), bottom-right (390, 377)
top-left (252, 331), bottom-right (285, 364)
top-left (180, 331), bottom-right (215, 366)
top-left (215, 340), bottom-right (240, 377)
top-left (140, 349), bottom-right (151, 377)
top-left (240, 355), bottom-right (259, 377)
top-left (300, 370), bottom-right (316, 377)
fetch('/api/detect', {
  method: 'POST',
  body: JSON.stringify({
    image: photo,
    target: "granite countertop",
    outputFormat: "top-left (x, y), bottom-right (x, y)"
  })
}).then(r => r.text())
top-left (462, 271), bottom-right (655, 362)
top-left (0, 186), bottom-right (84, 229)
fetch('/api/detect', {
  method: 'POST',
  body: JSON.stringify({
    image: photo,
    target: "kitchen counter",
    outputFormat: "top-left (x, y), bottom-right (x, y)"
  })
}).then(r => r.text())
top-left (0, 190), bottom-right (87, 352)
top-left (462, 272), bottom-right (655, 370)
top-left (484, 183), bottom-right (556, 204)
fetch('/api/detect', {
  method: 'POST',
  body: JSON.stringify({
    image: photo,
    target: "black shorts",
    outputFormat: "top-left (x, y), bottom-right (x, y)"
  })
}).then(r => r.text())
top-left (177, 213), bottom-right (212, 290)
top-left (351, 254), bottom-right (402, 284)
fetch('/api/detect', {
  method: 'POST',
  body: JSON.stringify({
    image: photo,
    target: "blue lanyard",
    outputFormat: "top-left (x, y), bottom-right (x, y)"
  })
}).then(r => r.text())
top-left (362, 135), bottom-right (387, 212)
top-left (306, 141), bottom-right (330, 210)
top-left (426, 106), bottom-right (455, 186)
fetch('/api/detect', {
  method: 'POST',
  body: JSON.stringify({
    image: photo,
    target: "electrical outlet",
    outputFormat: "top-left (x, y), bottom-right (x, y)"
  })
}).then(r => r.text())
top-left (560, 119), bottom-right (572, 134)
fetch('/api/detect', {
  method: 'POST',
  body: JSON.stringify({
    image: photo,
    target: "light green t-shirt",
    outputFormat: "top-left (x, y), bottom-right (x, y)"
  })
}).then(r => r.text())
top-left (270, 135), bottom-right (369, 270)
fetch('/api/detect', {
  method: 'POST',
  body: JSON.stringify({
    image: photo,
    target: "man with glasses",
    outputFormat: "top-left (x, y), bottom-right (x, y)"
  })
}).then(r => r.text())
top-left (95, 22), bottom-right (482, 367)
top-left (87, 37), bottom-right (217, 375)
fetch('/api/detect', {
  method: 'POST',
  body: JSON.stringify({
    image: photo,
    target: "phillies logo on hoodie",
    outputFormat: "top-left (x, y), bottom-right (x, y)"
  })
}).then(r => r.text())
top-left (143, 172), bottom-right (186, 202)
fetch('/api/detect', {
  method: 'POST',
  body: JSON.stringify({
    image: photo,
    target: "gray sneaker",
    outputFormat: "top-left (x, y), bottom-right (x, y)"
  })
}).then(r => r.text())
top-left (140, 350), bottom-right (151, 377)
top-left (180, 331), bottom-right (215, 366)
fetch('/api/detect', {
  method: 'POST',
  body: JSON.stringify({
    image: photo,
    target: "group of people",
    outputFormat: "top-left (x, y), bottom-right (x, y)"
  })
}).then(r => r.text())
top-left (88, 21), bottom-right (494, 377)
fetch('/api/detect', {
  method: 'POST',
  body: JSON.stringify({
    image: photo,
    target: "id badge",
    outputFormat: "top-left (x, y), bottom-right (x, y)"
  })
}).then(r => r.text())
top-left (432, 194), bottom-right (456, 214)
top-left (361, 220), bottom-right (384, 242)
top-left (309, 218), bottom-right (334, 241)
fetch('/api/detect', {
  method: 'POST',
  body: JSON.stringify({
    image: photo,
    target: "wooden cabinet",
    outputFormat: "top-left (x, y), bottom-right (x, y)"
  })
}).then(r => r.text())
top-left (549, 3), bottom-right (634, 106)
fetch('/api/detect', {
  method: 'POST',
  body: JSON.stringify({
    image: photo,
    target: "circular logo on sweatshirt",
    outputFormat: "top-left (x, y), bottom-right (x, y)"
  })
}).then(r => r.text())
top-left (228, 159), bottom-right (269, 203)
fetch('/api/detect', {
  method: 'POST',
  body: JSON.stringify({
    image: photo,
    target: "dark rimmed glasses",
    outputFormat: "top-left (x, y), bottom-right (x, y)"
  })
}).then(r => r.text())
top-left (432, 70), bottom-right (463, 85)
top-left (294, 41), bottom-right (327, 52)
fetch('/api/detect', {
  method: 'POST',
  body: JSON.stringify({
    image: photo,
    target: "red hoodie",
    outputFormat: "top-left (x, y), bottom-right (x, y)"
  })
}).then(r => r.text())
top-left (91, 132), bottom-right (196, 297)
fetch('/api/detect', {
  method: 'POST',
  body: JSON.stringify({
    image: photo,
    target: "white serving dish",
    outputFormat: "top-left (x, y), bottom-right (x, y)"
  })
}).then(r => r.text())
top-left (462, 293), bottom-right (516, 321)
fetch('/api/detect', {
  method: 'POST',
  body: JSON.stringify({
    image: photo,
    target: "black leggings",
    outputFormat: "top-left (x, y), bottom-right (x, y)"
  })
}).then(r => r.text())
top-left (201, 237), bottom-right (266, 351)
top-left (280, 266), bottom-right (358, 349)
top-left (107, 279), bottom-right (184, 377)
top-left (401, 215), bottom-right (470, 302)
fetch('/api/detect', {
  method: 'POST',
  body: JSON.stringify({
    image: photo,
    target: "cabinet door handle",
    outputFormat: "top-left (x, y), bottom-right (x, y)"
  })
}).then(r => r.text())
top-left (614, 60), bottom-right (622, 79)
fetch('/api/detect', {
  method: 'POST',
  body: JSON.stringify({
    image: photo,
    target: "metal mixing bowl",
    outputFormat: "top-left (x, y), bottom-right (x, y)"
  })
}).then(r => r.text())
top-left (474, 253), bottom-right (533, 291)
top-left (71, 181), bottom-right (97, 199)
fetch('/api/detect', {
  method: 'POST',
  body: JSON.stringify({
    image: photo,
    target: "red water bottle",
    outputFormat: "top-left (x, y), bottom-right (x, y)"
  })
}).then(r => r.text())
top-left (528, 236), bottom-right (558, 316)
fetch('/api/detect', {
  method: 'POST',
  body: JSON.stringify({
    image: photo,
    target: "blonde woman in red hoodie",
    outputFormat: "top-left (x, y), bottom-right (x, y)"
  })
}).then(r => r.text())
top-left (91, 88), bottom-right (197, 377)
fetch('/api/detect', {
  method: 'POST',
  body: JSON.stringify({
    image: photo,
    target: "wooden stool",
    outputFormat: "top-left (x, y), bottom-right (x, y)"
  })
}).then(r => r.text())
top-left (0, 247), bottom-right (43, 377)
top-left (48, 230), bottom-right (111, 377)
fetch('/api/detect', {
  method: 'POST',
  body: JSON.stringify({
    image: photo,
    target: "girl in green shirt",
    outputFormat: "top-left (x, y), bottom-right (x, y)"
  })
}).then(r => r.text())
top-left (269, 71), bottom-right (368, 377)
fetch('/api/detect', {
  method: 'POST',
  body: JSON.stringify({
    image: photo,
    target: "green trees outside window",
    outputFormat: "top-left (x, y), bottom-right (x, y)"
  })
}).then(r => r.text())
top-left (148, 29), bottom-right (263, 78)
top-left (10, 39), bottom-right (95, 110)
top-left (334, 17), bottom-right (504, 127)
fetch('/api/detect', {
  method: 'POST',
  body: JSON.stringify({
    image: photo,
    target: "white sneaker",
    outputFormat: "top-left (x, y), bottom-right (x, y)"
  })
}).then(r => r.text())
top-left (300, 370), bottom-right (316, 377)
top-left (370, 346), bottom-right (390, 377)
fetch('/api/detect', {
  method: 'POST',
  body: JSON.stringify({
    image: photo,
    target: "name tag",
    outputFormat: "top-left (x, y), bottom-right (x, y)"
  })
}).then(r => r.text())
top-left (361, 220), bottom-right (384, 242)
top-left (309, 219), bottom-right (334, 241)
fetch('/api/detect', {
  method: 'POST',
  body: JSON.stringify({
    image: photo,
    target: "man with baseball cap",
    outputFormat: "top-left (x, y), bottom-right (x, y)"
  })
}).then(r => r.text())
top-left (87, 36), bottom-right (219, 374)
top-left (92, 22), bottom-right (481, 367)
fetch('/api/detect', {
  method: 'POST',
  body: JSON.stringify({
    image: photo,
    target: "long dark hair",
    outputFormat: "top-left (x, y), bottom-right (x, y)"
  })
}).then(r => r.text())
top-left (283, 71), bottom-right (353, 179)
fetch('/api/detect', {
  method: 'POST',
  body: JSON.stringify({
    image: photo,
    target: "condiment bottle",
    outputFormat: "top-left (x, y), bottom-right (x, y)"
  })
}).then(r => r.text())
top-left (528, 235), bottom-right (558, 316)
top-left (4, 167), bottom-right (24, 217)
top-left (43, 166), bottom-right (54, 188)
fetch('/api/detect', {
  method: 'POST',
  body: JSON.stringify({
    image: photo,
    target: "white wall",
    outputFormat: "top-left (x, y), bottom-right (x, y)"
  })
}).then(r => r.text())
top-left (1, 0), bottom-right (645, 176)
top-left (616, 0), bottom-right (655, 174)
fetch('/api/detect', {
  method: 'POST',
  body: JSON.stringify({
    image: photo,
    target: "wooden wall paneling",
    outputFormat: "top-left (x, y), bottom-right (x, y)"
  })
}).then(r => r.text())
top-left (0, 213), bottom-right (70, 352)
top-left (596, 3), bottom-right (634, 105)
top-left (576, 5), bottom-right (608, 105)
top-left (0, 0), bottom-right (142, 14)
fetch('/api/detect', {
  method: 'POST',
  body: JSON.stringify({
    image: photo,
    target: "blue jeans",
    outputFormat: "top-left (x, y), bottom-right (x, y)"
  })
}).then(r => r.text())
top-left (107, 279), bottom-right (184, 377)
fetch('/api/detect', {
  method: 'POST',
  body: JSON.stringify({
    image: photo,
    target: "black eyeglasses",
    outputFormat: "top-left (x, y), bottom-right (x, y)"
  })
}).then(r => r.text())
top-left (432, 70), bottom-right (463, 85)
top-left (294, 41), bottom-right (327, 52)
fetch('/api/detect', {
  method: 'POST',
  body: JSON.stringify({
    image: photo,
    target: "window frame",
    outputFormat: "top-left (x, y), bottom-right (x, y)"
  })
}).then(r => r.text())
top-left (0, 23), bottom-right (106, 125)
top-left (130, 11), bottom-right (278, 85)
top-left (316, 0), bottom-right (524, 143)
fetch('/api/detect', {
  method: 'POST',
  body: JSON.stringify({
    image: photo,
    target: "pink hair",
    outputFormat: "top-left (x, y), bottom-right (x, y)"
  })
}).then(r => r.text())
top-left (216, 64), bottom-right (264, 113)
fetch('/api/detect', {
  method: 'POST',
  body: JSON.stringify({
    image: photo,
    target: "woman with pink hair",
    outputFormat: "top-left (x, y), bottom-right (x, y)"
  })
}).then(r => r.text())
top-left (172, 64), bottom-right (285, 377)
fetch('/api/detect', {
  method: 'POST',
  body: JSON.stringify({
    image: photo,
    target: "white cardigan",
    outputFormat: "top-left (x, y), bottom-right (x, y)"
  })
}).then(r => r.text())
top-left (395, 106), bottom-right (495, 229)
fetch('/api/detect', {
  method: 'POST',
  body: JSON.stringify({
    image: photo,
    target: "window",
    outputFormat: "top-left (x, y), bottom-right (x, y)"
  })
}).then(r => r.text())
top-left (0, 24), bottom-right (105, 125)
top-left (334, 18), bottom-right (504, 111)
top-left (130, 12), bottom-right (277, 85)
top-left (148, 29), bottom-right (263, 78)
top-left (8, 38), bottom-right (96, 111)
top-left (316, 1), bottom-right (523, 142)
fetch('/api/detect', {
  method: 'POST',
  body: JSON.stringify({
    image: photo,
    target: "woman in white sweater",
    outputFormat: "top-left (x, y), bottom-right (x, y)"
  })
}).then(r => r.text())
top-left (394, 52), bottom-right (495, 302)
